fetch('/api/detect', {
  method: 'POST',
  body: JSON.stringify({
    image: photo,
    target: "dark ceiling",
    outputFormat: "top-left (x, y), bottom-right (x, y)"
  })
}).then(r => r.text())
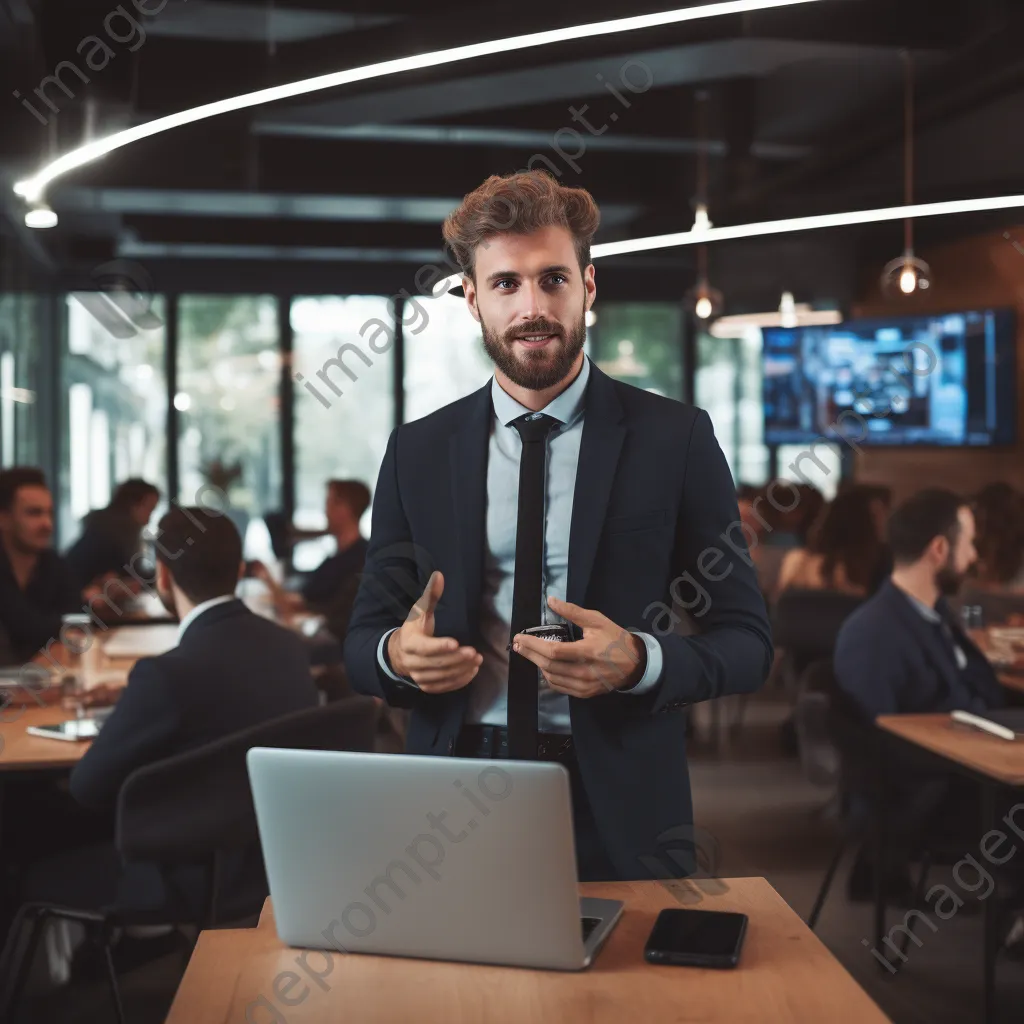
top-left (2, 0), bottom-right (1023, 308)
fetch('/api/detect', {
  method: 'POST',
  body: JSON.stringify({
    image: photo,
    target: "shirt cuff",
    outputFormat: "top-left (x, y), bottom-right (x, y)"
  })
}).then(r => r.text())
top-left (622, 631), bottom-right (663, 695)
top-left (377, 627), bottom-right (419, 688)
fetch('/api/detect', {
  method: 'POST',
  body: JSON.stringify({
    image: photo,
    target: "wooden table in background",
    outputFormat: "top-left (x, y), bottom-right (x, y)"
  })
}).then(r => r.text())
top-left (875, 713), bottom-right (1024, 1023)
top-left (166, 877), bottom-right (889, 1024)
top-left (0, 705), bottom-right (93, 771)
top-left (877, 713), bottom-right (1024, 786)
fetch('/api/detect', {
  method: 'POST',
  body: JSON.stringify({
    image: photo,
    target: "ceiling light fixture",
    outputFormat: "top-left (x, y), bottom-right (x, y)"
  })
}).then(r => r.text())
top-left (13, 0), bottom-right (826, 205)
top-left (880, 51), bottom-right (931, 297)
top-left (442, 190), bottom-right (1024, 296)
top-left (710, 304), bottom-right (841, 337)
top-left (24, 203), bottom-right (57, 229)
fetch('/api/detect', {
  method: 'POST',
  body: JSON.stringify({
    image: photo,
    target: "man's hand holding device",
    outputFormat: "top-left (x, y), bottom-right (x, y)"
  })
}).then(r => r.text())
top-left (387, 571), bottom-right (483, 693)
top-left (511, 595), bottom-right (647, 696)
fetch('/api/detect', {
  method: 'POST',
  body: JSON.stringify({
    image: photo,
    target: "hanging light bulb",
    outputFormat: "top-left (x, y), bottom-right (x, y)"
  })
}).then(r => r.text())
top-left (685, 93), bottom-right (723, 322)
top-left (24, 202), bottom-right (57, 229)
top-left (881, 51), bottom-right (932, 298)
top-left (883, 251), bottom-right (931, 296)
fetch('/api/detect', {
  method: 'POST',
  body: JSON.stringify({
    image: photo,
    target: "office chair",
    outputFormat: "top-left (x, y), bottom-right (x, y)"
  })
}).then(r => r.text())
top-left (0, 697), bottom-right (379, 1023)
top-left (801, 662), bottom-right (952, 951)
top-left (772, 588), bottom-right (864, 691)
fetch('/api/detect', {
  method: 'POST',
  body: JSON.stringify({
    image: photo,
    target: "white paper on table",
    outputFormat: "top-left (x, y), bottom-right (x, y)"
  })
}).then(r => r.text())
top-left (102, 624), bottom-right (180, 659)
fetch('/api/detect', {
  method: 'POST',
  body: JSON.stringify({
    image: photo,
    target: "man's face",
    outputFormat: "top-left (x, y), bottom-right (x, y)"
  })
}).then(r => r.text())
top-left (464, 225), bottom-right (595, 391)
top-left (325, 490), bottom-right (344, 533)
top-left (936, 506), bottom-right (978, 595)
top-left (0, 485), bottom-right (54, 554)
top-left (132, 494), bottom-right (159, 528)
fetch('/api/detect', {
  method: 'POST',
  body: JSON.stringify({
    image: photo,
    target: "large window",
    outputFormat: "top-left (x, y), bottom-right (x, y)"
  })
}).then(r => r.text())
top-left (178, 295), bottom-right (280, 559)
top-left (695, 329), bottom-right (769, 485)
top-left (291, 296), bottom-right (394, 569)
top-left (403, 291), bottom-right (492, 422)
top-left (587, 303), bottom-right (684, 400)
top-left (0, 291), bottom-right (43, 468)
top-left (61, 294), bottom-right (166, 545)
top-left (695, 327), bottom-right (839, 495)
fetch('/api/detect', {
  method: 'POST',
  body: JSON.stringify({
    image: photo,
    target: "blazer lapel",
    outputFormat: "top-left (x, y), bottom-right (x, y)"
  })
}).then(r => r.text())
top-left (566, 364), bottom-right (626, 608)
top-left (449, 382), bottom-right (492, 636)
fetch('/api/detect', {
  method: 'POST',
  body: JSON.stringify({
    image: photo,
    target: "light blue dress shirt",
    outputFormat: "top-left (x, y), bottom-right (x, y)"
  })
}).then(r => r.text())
top-left (377, 355), bottom-right (664, 733)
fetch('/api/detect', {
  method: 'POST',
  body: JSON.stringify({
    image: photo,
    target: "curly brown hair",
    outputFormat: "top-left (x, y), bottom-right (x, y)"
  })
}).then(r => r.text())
top-left (441, 170), bottom-right (601, 281)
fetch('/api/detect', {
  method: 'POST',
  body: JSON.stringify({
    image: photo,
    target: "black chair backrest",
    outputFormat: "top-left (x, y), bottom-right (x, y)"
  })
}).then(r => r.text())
top-left (799, 659), bottom-right (876, 795)
top-left (115, 697), bottom-right (379, 865)
top-left (772, 588), bottom-right (863, 675)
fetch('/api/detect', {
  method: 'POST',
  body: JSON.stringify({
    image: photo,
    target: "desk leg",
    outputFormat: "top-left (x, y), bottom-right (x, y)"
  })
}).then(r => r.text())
top-left (982, 785), bottom-right (998, 1024)
top-left (873, 737), bottom-right (888, 961)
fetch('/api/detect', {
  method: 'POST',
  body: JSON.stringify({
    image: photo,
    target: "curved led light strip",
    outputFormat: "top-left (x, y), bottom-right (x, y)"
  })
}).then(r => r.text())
top-left (14, 0), bottom-right (824, 203)
top-left (431, 193), bottom-right (1024, 294)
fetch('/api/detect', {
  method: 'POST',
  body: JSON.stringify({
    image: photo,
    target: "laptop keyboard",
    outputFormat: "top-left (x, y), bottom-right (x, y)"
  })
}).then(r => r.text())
top-left (581, 916), bottom-right (601, 943)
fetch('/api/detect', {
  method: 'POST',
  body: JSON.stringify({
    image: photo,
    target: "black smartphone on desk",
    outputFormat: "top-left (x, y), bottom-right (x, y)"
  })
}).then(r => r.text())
top-left (644, 908), bottom-right (748, 968)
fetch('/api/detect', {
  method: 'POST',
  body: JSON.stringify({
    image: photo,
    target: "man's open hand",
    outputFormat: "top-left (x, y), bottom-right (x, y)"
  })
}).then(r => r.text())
top-left (511, 596), bottom-right (646, 698)
top-left (387, 571), bottom-right (482, 694)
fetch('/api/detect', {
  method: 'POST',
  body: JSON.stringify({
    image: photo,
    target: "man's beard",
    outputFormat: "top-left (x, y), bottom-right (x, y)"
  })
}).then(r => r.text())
top-left (481, 306), bottom-right (586, 391)
top-left (936, 554), bottom-right (966, 597)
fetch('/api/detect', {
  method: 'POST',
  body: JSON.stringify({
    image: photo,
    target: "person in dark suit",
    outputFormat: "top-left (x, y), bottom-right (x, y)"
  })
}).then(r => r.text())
top-left (344, 170), bottom-right (773, 882)
top-left (13, 506), bottom-right (320, 925)
top-left (70, 505), bottom-right (320, 809)
top-left (835, 488), bottom-right (1004, 719)
top-left (834, 488), bottom-right (1004, 900)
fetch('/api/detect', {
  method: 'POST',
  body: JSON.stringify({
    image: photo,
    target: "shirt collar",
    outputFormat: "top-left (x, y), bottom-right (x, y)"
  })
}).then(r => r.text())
top-left (892, 581), bottom-right (942, 624)
top-left (177, 594), bottom-right (237, 642)
top-left (490, 354), bottom-right (590, 429)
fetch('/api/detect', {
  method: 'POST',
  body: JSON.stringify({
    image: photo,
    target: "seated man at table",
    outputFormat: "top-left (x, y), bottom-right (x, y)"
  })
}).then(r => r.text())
top-left (834, 488), bottom-right (1004, 900)
top-left (12, 507), bottom-right (320, 932)
top-left (69, 505), bottom-right (321, 809)
top-left (0, 466), bottom-right (83, 661)
top-left (835, 487), bottom-right (1004, 719)
top-left (252, 479), bottom-right (370, 637)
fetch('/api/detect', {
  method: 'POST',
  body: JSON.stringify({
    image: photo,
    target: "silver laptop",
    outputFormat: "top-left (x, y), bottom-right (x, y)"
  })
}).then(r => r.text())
top-left (246, 748), bottom-right (623, 970)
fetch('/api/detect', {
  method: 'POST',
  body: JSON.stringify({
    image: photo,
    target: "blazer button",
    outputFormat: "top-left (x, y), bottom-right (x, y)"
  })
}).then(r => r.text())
top-left (447, 737), bottom-right (454, 755)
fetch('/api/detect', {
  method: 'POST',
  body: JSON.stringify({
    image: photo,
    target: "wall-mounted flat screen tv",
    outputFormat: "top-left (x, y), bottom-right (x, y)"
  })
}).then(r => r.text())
top-left (763, 308), bottom-right (1017, 447)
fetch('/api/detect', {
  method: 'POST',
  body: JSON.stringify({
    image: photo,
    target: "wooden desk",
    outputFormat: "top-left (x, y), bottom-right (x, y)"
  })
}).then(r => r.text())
top-left (0, 705), bottom-right (92, 770)
top-left (874, 713), bottom-right (1024, 1023)
top-left (876, 713), bottom-right (1024, 786)
top-left (998, 672), bottom-right (1024, 695)
top-left (166, 878), bottom-right (888, 1024)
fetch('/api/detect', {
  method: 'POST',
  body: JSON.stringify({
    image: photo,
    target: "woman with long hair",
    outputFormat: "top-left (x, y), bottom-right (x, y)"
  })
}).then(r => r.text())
top-left (777, 488), bottom-right (885, 596)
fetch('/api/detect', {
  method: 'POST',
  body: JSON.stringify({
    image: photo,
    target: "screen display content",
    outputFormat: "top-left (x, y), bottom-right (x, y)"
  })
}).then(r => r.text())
top-left (763, 309), bottom-right (1016, 447)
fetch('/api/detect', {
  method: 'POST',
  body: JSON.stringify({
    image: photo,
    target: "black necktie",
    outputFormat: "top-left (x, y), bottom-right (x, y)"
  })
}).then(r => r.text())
top-left (508, 412), bottom-right (559, 760)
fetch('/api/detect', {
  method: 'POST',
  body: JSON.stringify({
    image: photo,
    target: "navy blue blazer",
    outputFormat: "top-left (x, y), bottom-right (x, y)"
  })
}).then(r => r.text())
top-left (70, 599), bottom-right (320, 810)
top-left (834, 580), bottom-right (1005, 720)
top-left (344, 362), bottom-right (773, 879)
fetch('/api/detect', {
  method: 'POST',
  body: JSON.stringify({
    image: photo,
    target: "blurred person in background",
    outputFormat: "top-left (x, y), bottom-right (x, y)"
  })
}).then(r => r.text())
top-left (252, 479), bottom-right (370, 631)
top-left (835, 487), bottom-right (1003, 719)
top-left (0, 467), bottom-right (82, 662)
top-left (777, 487), bottom-right (886, 597)
top-left (834, 488), bottom-right (1005, 902)
top-left (5, 507), bottom-right (321, 958)
top-left (744, 482), bottom-right (825, 599)
top-left (954, 482), bottom-right (1024, 625)
top-left (65, 478), bottom-right (160, 595)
